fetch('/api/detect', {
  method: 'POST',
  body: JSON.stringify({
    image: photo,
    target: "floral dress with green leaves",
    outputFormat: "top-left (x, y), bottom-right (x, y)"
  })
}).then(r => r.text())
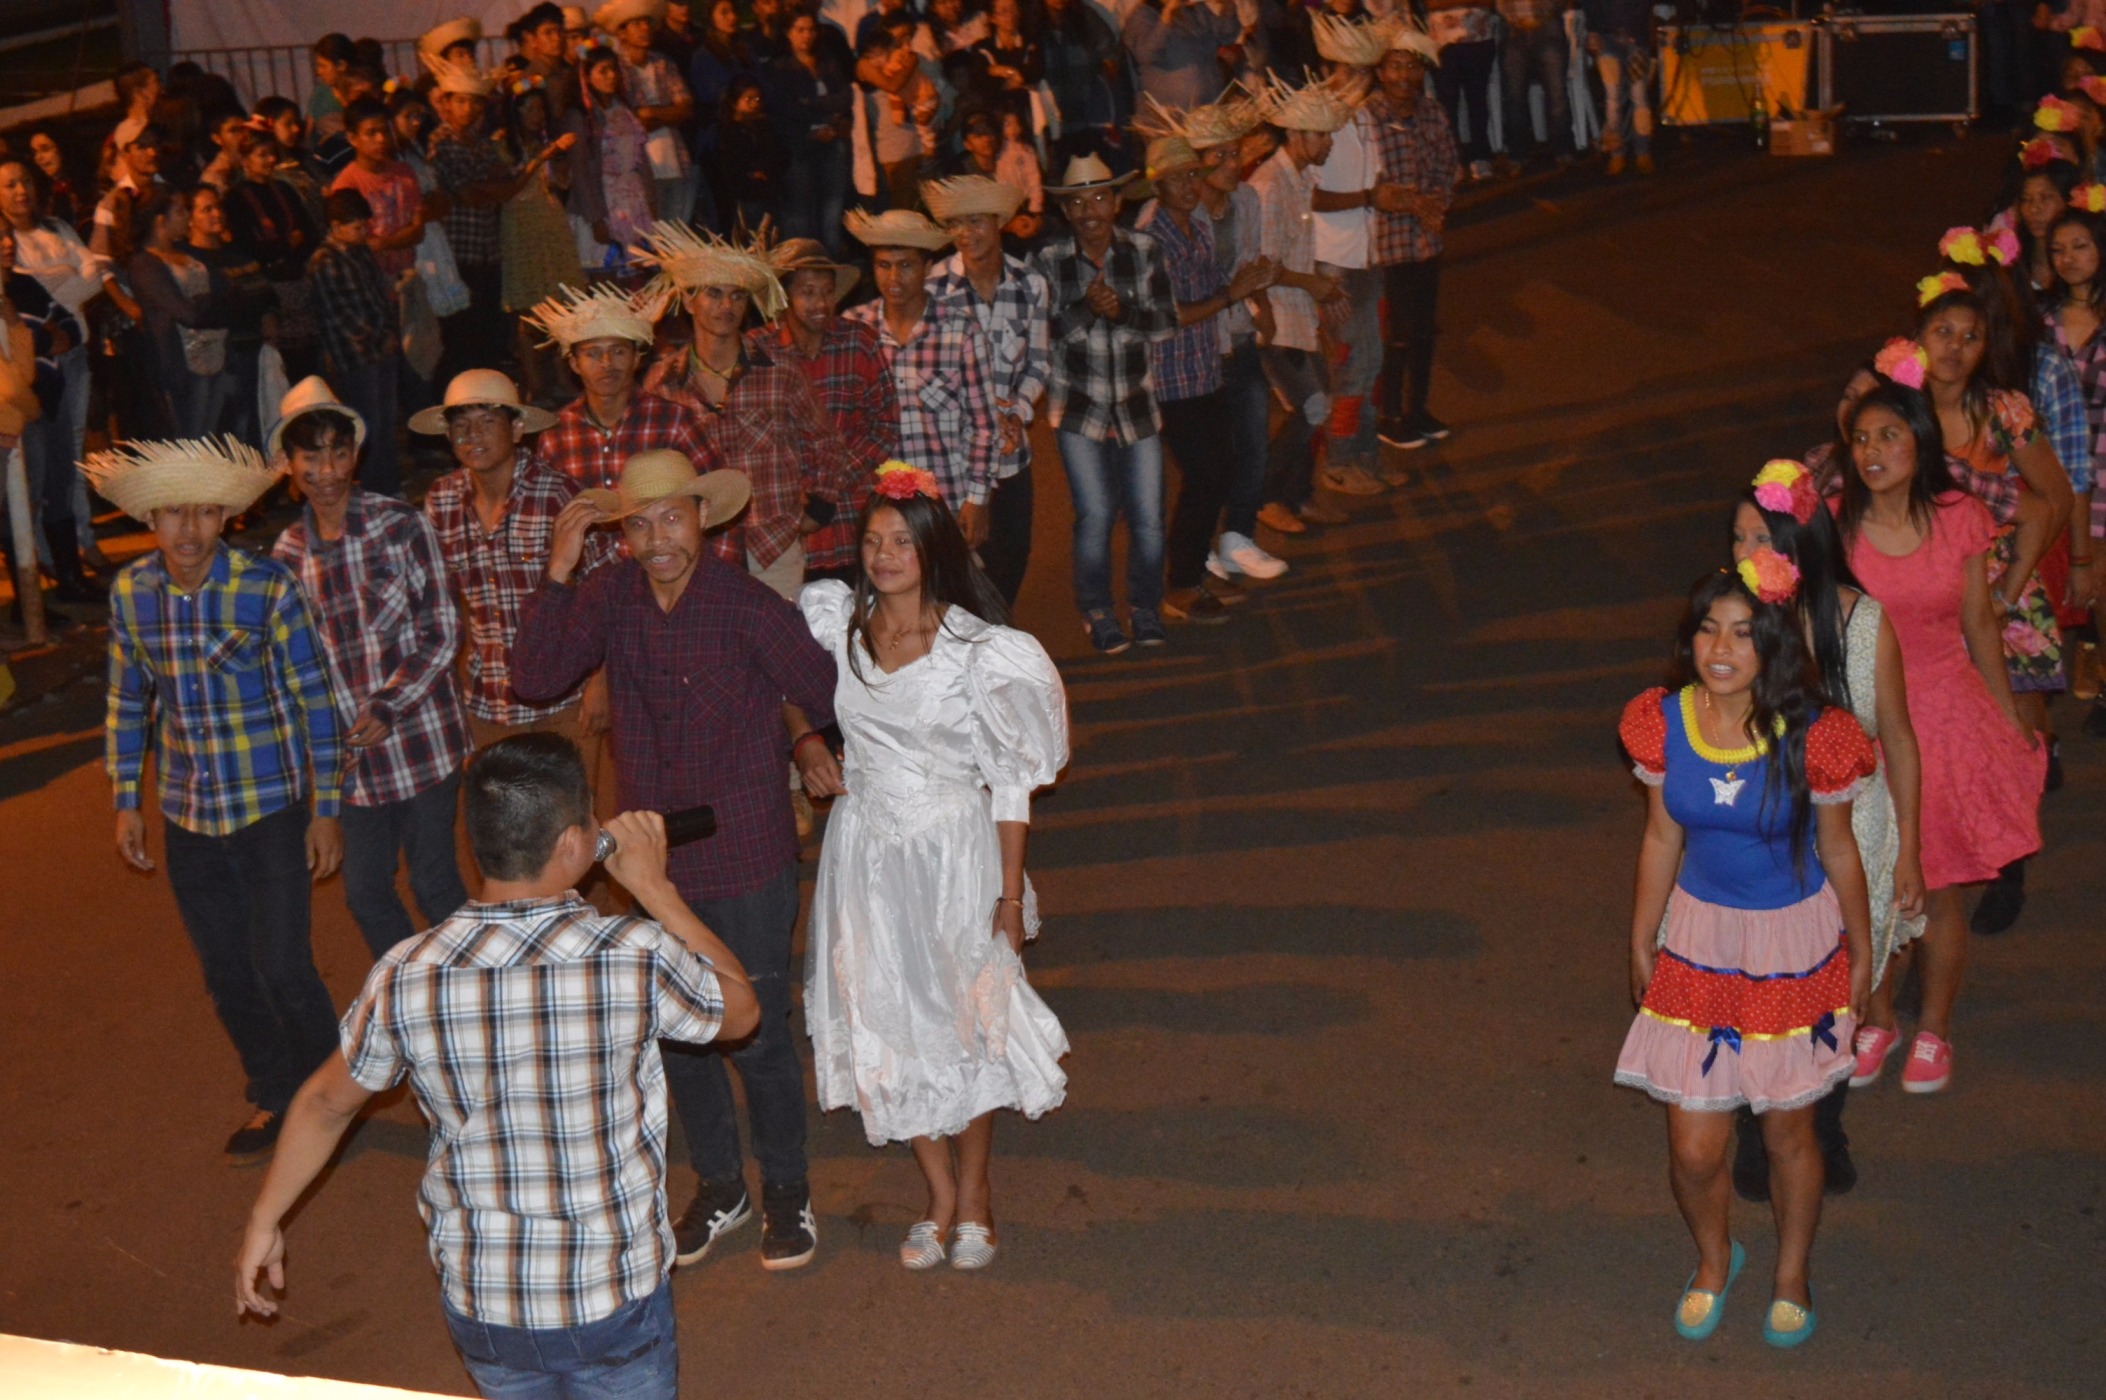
top-left (1954, 388), bottom-right (2064, 694)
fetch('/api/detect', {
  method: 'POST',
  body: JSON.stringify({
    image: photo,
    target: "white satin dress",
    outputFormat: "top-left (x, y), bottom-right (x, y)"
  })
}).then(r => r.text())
top-left (799, 582), bottom-right (1072, 1145)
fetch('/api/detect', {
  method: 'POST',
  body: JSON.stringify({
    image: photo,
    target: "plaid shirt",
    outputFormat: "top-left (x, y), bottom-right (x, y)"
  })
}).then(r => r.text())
top-left (1033, 228), bottom-right (1178, 445)
top-left (307, 238), bottom-right (399, 375)
top-left (1246, 148), bottom-right (1321, 354)
top-left (329, 161), bottom-right (422, 277)
top-left (106, 546), bottom-right (344, 835)
top-left (1365, 91), bottom-right (1460, 266)
top-left (341, 894), bottom-right (726, 1329)
top-left (1131, 203), bottom-right (1226, 403)
top-left (1807, 440), bottom-right (2021, 523)
top-left (2030, 344), bottom-right (2095, 494)
top-left (746, 317), bottom-right (898, 571)
top-left (842, 299), bottom-right (1000, 506)
top-left (928, 252), bottom-right (1052, 478)
top-left (644, 342), bottom-right (861, 569)
top-left (425, 454), bottom-right (614, 725)
top-left (426, 129), bottom-right (515, 267)
top-left (273, 492), bottom-right (472, 807)
top-left (512, 556), bottom-right (838, 899)
top-left (534, 392), bottom-right (723, 492)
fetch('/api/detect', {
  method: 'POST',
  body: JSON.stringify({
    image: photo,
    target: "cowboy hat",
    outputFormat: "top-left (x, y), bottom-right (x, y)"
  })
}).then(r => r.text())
top-left (79, 437), bottom-right (283, 523)
top-left (579, 449), bottom-right (751, 523)
top-left (1044, 152), bottom-right (1137, 196)
top-left (767, 237), bottom-right (861, 304)
top-left (594, 0), bottom-right (666, 32)
top-left (523, 283), bottom-right (658, 350)
top-left (418, 17), bottom-right (482, 58)
top-left (265, 376), bottom-right (366, 461)
top-left (843, 207), bottom-right (952, 252)
top-left (407, 368), bottom-right (560, 435)
top-left (421, 53), bottom-right (495, 98)
top-left (630, 220), bottom-right (787, 321)
top-left (921, 174), bottom-right (1027, 226)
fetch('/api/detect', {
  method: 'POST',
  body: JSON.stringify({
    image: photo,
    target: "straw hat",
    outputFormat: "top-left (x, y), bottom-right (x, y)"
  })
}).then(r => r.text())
top-left (1044, 153), bottom-right (1137, 196)
top-left (79, 437), bottom-right (284, 523)
top-left (562, 6), bottom-right (592, 31)
top-left (265, 376), bottom-right (366, 461)
top-left (768, 237), bottom-right (861, 304)
top-left (579, 450), bottom-right (751, 523)
top-left (523, 283), bottom-right (658, 350)
top-left (421, 53), bottom-right (495, 98)
top-left (1133, 90), bottom-right (1262, 151)
top-left (407, 368), bottom-right (560, 435)
top-left (630, 220), bottom-right (787, 321)
top-left (1143, 136), bottom-right (1203, 181)
top-left (1386, 14), bottom-right (1441, 65)
top-left (594, 0), bottom-right (666, 32)
top-left (843, 208), bottom-right (952, 252)
top-left (418, 17), bottom-right (482, 59)
top-left (1258, 70), bottom-right (1361, 134)
top-left (921, 174), bottom-right (1026, 226)
top-left (1312, 12), bottom-right (1398, 68)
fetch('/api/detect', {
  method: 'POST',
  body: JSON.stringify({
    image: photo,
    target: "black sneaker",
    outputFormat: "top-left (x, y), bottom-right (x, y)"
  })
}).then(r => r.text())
top-left (1084, 610), bottom-right (1131, 655)
top-left (1161, 589), bottom-right (1231, 625)
top-left (2045, 740), bottom-right (2063, 794)
top-left (224, 1108), bottom-right (282, 1165)
top-left (1969, 859), bottom-right (2026, 936)
top-left (1413, 411), bottom-right (1452, 442)
top-left (1129, 608), bottom-right (1168, 646)
top-left (674, 1178), bottom-right (752, 1265)
top-left (2086, 699), bottom-right (2106, 739)
top-left (1823, 1143), bottom-right (1859, 1196)
top-left (760, 1181), bottom-right (817, 1271)
top-left (1378, 417), bottom-right (1428, 450)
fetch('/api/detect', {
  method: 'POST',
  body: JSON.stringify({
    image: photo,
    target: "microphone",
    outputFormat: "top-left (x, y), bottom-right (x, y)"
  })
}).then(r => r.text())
top-left (594, 805), bottom-right (717, 862)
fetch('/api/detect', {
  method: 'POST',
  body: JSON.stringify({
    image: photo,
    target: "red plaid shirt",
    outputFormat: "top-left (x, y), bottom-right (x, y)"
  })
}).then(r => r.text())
top-left (273, 491), bottom-right (473, 806)
top-left (425, 454), bottom-right (615, 725)
top-left (745, 318), bottom-right (899, 571)
top-left (843, 298), bottom-right (1000, 506)
top-left (643, 342), bottom-right (861, 569)
top-left (511, 556), bottom-right (838, 898)
top-left (533, 391), bottom-right (724, 491)
top-left (1364, 91), bottom-right (1459, 266)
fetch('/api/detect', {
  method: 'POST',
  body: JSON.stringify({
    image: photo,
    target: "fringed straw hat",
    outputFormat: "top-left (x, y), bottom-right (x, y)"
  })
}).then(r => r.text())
top-left (1133, 89), bottom-right (1263, 150)
top-left (920, 174), bottom-right (1027, 226)
top-left (1258, 70), bottom-right (1362, 133)
top-left (1313, 12), bottom-right (1398, 68)
top-left (594, 0), bottom-right (667, 32)
top-left (843, 208), bottom-right (953, 251)
top-left (421, 53), bottom-right (495, 97)
top-left (630, 221), bottom-right (787, 321)
top-left (523, 283), bottom-right (659, 350)
top-left (418, 17), bottom-right (482, 59)
top-left (80, 437), bottom-right (284, 523)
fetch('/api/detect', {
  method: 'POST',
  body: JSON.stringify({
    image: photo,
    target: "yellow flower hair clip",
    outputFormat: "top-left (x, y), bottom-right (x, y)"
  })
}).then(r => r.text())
top-left (2075, 182), bottom-right (2106, 214)
top-left (1916, 270), bottom-right (1968, 307)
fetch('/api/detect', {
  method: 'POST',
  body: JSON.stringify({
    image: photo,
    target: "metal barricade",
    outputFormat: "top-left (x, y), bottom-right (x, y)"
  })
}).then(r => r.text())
top-left (159, 37), bottom-right (516, 112)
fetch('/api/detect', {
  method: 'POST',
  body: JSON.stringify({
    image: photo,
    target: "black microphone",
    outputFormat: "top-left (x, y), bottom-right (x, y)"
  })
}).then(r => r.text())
top-left (594, 805), bottom-right (717, 862)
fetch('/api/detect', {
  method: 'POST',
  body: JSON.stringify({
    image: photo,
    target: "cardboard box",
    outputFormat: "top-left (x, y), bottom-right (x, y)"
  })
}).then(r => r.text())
top-left (1770, 108), bottom-right (1840, 156)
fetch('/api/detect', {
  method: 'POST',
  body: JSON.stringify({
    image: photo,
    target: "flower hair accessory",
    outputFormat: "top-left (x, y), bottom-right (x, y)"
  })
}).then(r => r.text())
top-left (2076, 25), bottom-right (2106, 50)
top-left (1916, 270), bottom-right (1968, 307)
top-left (2075, 182), bottom-right (2106, 214)
top-left (1873, 336), bottom-right (1930, 390)
top-left (1938, 226), bottom-right (1986, 265)
top-left (2037, 94), bottom-right (2082, 132)
top-left (1984, 223), bottom-right (2020, 266)
top-left (873, 460), bottom-right (942, 502)
top-left (2020, 136), bottom-right (2062, 168)
top-left (1751, 459), bottom-right (1819, 525)
top-left (1737, 548), bottom-right (1801, 605)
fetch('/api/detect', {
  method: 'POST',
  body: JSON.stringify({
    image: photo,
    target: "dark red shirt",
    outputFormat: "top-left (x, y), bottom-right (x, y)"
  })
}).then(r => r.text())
top-left (510, 555), bottom-right (837, 899)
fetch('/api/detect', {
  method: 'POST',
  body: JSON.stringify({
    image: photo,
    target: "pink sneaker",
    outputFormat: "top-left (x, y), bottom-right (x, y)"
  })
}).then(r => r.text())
top-left (1849, 1025), bottom-right (1899, 1087)
top-left (1901, 1032), bottom-right (1953, 1094)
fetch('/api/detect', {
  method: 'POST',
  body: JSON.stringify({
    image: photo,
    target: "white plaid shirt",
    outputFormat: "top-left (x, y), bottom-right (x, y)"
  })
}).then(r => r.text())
top-left (927, 252), bottom-right (1052, 481)
top-left (1246, 147), bottom-right (1320, 354)
top-left (843, 298), bottom-right (1002, 505)
top-left (1032, 228), bottom-right (1179, 446)
top-left (341, 894), bottom-right (727, 1330)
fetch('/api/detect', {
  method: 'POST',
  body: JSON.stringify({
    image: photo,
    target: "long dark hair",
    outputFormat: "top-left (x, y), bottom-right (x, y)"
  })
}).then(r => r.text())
top-left (846, 490), bottom-right (1009, 680)
top-left (2007, 159), bottom-right (2081, 269)
top-left (1918, 284), bottom-right (2000, 435)
top-left (1836, 380), bottom-right (1957, 547)
top-left (1668, 569), bottom-right (1821, 873)
top-left (1730, 487), bottom-right (1863, 712)
top-left (2043, 208), bottom-right (2106, 311)
top-left (1952, 260), bottom-right (2042, 393)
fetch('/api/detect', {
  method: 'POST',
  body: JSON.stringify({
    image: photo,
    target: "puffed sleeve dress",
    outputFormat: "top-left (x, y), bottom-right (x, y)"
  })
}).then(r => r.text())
top-left (1614, 687), bottom-right (1876, 1115)
top-left (798, 581), bottom-right (1072, 1145)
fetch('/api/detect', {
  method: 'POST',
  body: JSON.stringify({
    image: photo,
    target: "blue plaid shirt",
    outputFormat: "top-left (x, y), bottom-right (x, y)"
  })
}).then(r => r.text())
top-left (107, 545), bottom-right (344, 836)
top-left (2032, 346), bottom-right (2096, 493)
top-left (1131, 201), bottom-right (1226, 403)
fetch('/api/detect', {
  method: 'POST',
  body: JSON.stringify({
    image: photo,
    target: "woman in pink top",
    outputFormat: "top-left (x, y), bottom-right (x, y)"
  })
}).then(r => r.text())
top-left (1835, 377), bottom-right (2044, 1097)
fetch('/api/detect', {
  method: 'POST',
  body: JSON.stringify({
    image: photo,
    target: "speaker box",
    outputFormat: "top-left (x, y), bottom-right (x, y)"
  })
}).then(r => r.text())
top-left (1815, 14), bottom-right (1977, 122)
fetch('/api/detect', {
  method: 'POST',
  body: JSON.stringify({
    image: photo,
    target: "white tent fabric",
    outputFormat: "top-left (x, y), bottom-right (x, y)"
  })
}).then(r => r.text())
top-left (171, 0), bottom-right (522, 52)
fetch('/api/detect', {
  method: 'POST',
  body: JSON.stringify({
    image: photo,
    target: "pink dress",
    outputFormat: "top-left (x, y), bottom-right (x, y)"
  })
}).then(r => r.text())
top-left (1846, 492), bottom-right (2045, 889)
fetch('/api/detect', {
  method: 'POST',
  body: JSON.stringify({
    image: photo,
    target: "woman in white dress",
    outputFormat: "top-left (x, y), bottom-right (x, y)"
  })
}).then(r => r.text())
top-left (797, 463), bottom-right (1070, 1271)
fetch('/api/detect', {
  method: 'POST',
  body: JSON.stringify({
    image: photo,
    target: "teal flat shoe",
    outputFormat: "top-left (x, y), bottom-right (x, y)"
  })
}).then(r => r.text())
top-left (1763, 1293), bottom-right (1818, 1348)
top-left (1672, 1240), bottom-right (1745, 1341)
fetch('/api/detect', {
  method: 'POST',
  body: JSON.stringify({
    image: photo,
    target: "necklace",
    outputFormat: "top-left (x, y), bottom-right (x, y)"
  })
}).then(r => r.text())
top-left (694, 355), bottom-right (738, 380)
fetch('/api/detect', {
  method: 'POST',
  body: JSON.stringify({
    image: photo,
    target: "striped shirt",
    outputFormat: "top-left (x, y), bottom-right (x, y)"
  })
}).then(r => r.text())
top-left (106, 545), bottom-right (344, 835)
top-left (340, 894), bottom-right (727, 1329)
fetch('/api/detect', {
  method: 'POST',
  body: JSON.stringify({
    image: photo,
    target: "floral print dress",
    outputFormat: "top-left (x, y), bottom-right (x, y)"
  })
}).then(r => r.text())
top-left (1953, 388), bottom-right (2064, 694)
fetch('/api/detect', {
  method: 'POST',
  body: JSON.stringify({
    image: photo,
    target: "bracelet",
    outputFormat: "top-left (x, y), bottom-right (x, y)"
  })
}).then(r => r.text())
top-left (995, 896), bottom-right (1024, 907)
top-left (790, 731), bottom-right (827, 757)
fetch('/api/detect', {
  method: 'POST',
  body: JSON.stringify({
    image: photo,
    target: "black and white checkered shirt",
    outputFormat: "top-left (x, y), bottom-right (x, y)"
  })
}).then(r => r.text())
top-left (1032, 227), bottom-right (1177, 446)
top-left (340, 894), bottom-right (726, 1329)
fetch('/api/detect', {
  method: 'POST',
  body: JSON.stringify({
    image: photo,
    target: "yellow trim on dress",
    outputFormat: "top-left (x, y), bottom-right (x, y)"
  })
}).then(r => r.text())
top-left (1638, 1005), bottom-right (1850, 1042)
top-left (1679, 685), bottom-right (1767, 765)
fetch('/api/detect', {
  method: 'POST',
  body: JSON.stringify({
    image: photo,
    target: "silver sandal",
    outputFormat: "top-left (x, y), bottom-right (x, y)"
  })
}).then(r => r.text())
top-left (899, 1220), bottom-right (947, 1269)
top-left (949, 1221), bottom-right (996, 1270)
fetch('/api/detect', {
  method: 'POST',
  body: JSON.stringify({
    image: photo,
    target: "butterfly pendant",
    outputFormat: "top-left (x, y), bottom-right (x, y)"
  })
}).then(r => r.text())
top-left (1710, 776), bottom-right (1745, 807)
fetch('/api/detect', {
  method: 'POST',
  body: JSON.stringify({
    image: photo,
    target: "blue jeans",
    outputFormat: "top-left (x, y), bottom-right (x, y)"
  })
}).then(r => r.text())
top-left (1319, 263), bottom-right (1383, 471)
top-left (1594, 35), bottom-right (1654, 158)
top-left (444, 1283), bottom-right (677, 1400)
top-left (339, 771), bottom-right (469, 960)
top-left (337, 353), bottom-right (403, 499)
top-left (1259, 348), bottom-right (1329, 511)
top-left (781, 142), bottom-right (852, 260)
top-left (1056, 429), bottom-right (1165, 617)
top-left (1501, 22), bottom-right (1575, 158)
top-left (1435, 38), bottom-right (1499, 165)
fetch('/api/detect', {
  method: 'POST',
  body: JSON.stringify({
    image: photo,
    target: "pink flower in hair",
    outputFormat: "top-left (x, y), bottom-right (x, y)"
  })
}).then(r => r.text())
top-left (1873, 337), bottom-right (1929, 390)
top-left (2037, 94), bottom-right (2082, 132)
top-left (1751, 459), bottom-right (1819, 525)
top-left (2020, 137), bottom-right (2061, 168)
top-left (1938, 226), bottom-right (1986, 266)
top-left (1737, 548), bottom-right (1801, 606)
top-left (1984, 224), bottom-right (2020, 266)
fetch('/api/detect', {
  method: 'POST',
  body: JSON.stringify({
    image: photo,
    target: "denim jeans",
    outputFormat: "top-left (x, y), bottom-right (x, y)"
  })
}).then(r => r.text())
top-left (1594, 34), bottom-right (1654, 158)
top-left (1220, 337), bottom-right (1270, 538)
top-left (1056, 429), bottom-right (1165, 616)
top-left (1319, 263), bottom-right (1383, 472)
top-left (1434, 38), bottom-right (1499, 165)
top-left (662, 864), bottom-right (808, 1189)
top-left (1159, 390), bottom-right (1233, 590)
top-left (1501, 23), bottom-right (1575, 158)
top-left (444, 1283), bottom-right (677, 1400)
top-left (1259, 348), bottom-right (1328, 511)
top-left (1378, 258), bottom-right (1441, 422)
top-left (340, 771), bottom-right (469, 960)
top-left (162, 803), bottom-right (341, 1114)
top-left (337, 352), bottom-right (403, 499)
top-left (979, 462), bottom-right (1035, 608)
top-left (781, 142), bottom-right (853, 260)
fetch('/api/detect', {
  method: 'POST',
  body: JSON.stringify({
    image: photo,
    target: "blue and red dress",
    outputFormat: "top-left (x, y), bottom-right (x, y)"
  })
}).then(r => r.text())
top-left (1614, 686), bottom-right (1876, 1114)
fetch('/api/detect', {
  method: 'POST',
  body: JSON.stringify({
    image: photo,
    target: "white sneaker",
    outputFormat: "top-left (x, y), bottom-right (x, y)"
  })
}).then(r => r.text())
top-left (1214, 531), bottom-right (1288, 581)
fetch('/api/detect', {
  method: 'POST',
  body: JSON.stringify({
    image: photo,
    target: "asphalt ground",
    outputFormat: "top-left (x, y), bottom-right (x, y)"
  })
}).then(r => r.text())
top-left (2, 131), bottom-right (2102, 1397)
